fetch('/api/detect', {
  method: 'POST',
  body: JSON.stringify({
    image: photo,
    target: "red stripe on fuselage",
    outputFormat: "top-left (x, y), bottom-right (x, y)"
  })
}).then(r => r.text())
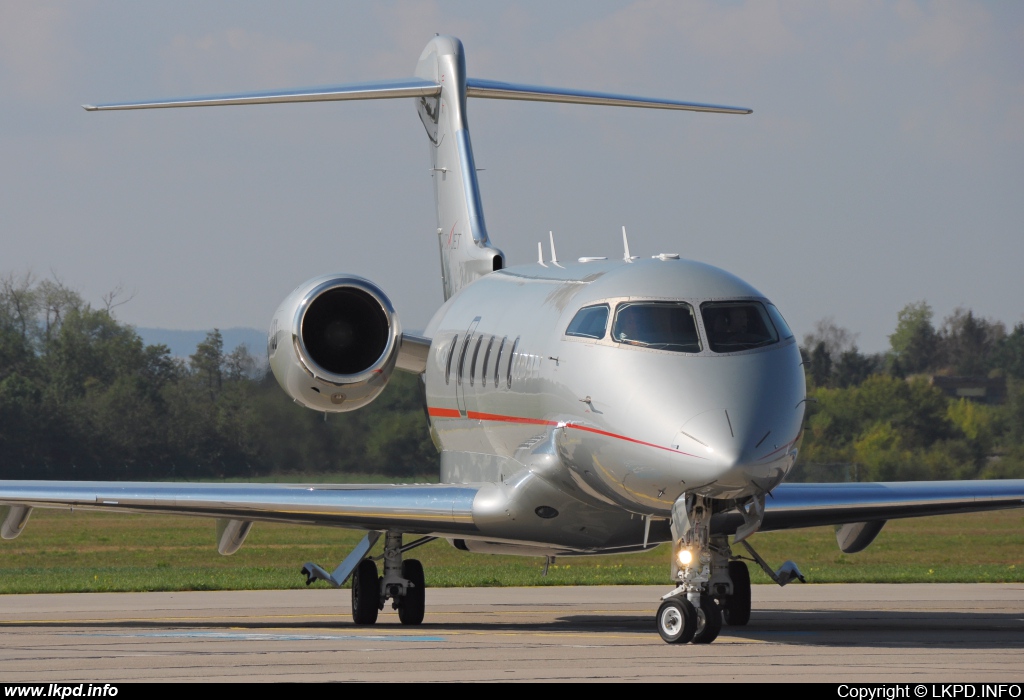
top-left (466, 411), bottom-right (556, 427)
top-left (426, 407), bottom-right (704, 459)
top-left (427, 407), bottom-right (462, 418)
top-left (567, 423), bottom-right (702, 459)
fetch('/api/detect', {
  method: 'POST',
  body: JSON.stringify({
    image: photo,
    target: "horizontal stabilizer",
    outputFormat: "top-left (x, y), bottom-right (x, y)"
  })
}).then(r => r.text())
top-left (83, 78), bottom-right (441, 111)
top-left (83, 77), bottom-right (750, 115)
top-left (466, 78), bottom-right (751, 114)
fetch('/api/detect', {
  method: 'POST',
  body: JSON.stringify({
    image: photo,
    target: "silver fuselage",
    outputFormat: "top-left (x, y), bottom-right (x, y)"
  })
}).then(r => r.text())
top-left (423, 256), bottom-right (806, 520)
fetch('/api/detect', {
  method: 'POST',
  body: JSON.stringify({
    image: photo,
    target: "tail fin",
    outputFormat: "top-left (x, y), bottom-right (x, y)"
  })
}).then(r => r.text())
top-left (85, 35), bottom-right (749, 300)
top-left (414, 37), bottom-right (504, 300)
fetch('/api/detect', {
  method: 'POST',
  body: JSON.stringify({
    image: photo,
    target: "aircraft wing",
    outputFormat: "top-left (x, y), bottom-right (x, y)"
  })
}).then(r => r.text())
top-left (0, 481), bottom-right (482, 539)
top-left (716, 479), bottom-right (1024, 534)
top-left (2, 478), bottom-right (1022, 545)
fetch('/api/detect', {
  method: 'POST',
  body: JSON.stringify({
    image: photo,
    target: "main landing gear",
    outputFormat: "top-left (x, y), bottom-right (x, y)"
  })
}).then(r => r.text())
top-left (302, 531), bottom-right (434, 626)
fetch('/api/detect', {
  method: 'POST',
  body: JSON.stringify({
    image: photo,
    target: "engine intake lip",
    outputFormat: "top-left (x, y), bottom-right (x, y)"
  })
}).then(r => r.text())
top-left (293, 277), bottom-right (398, 383)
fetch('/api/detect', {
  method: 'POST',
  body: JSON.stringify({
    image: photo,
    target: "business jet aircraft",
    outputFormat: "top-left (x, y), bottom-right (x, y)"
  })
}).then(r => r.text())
top-left (2, 36), bottom-right (1022, 644)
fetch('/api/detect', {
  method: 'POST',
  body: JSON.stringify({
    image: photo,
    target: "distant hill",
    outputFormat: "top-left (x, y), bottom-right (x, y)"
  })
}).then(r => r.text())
top-left (134, 327), bottom-right (266, 359)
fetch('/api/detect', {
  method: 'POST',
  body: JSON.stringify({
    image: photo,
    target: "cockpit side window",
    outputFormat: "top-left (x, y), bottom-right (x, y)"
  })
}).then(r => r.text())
top-left (766, 304), bottom-right (794, 340)
top-left (565, 304), bottom-right (609, 340)
top-left (701, 301), bottom-right (779, 353)
top-left (611, 302), bottom-right (701, 353)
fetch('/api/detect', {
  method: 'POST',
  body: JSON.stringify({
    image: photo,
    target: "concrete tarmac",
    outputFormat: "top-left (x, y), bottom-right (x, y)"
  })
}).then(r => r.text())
top-left (1, 584), bottom-right (1022, 682)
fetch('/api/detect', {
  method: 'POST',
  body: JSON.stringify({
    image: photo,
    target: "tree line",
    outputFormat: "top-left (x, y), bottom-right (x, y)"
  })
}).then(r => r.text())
top-left (794, 302), bottom-right (1024, 482)
top-left (1, 276), bottom-right (1021, 482)
top-left (0, 274), bottom-right (435, 480)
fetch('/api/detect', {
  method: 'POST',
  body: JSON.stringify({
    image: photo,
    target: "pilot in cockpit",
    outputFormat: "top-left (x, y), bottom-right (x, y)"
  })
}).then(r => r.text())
top-left (616, 309), bottom-right (642, 345)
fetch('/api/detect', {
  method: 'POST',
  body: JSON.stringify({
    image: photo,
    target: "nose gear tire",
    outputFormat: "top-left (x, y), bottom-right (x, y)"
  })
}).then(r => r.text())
top-left (657, 598), bottom-right (697, 644)
top-left (692, 595), bottom-right (722, 644)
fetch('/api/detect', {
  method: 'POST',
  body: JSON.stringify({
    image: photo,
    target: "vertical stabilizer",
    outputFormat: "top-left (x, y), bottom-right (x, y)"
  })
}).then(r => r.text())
top-left (414, 37), bottom-right (504, 300)
top-left (85, 34), bottom-right (749, 301)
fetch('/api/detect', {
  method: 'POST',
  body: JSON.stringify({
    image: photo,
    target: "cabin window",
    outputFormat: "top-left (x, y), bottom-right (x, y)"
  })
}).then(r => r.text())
top-left (445, 335), bottom-right (458, 385)
top-left (565, 304), bottom-right (609, 340)
top-left (470, 335), bottom-right (483, 386)
top-left (493, 336), bottom-right (507, 387)
top-left (612, 302), bottom-right (701, 353)
top-left (507, 336), bottom-right (520, 389)
top-left (700, 301), bottom-right (779, 353)
top-left (766, 304), bottom-right (794, 340)
top-left (457, 333), bottom-right (472, 385)
top-left (482, 336), bottom-right (495, 387)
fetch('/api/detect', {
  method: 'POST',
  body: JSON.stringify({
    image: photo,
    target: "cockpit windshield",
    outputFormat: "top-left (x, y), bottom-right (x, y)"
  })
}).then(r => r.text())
top-left (700, 301), bottom-right (778, 352)
top-left (611, 302), bottom-right (702, 353)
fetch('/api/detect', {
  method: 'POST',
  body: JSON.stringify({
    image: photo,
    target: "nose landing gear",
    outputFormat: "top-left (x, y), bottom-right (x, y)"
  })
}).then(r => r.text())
top-left (654, 495), bottom-right (809, 642)
top-left (657, 494), bottom-right (723, 644)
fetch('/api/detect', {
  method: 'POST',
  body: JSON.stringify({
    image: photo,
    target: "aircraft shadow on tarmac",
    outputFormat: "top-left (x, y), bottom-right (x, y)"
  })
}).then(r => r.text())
top-left (4, 608), bottom-right (1022, 649)
top-left (553, 610), bottom-right (1024, 648)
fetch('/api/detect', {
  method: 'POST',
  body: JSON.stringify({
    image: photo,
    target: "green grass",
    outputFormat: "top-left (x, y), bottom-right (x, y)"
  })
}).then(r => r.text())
top-left (0, 508), bottom-right (1020, 594)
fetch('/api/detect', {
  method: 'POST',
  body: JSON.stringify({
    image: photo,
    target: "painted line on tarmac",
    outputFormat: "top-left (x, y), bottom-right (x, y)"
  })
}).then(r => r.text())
top-left (0, 614), bottom-right (341, 625)
top-left (66, 631), bottom-right (445, 643)
top-left (0, 608), bottom-right (654, 625)
top-left (59, 628), bottom-right (785, 646)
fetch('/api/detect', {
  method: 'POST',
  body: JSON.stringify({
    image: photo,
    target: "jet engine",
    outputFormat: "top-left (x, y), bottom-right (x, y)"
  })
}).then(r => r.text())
top-left (268, 274), bottom-right (401, 412)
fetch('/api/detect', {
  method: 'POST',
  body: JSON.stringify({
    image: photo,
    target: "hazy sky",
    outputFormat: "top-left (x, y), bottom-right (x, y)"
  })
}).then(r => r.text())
top-left (2, 1), bottom-right (1022, 352)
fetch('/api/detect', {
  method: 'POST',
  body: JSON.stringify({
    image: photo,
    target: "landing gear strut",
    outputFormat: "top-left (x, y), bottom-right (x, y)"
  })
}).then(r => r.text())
top-left (707, 534), bottom-right (751, 627)
top-left (370, 532), bottom-right (422, 625)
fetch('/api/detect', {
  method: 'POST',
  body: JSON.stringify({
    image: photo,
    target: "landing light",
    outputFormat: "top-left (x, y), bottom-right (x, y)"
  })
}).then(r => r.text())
top-left (677, 549), bottom-right (693, 567)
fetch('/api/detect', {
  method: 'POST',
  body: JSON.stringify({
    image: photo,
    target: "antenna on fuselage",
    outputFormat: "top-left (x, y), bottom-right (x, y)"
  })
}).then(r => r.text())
top-left (622, 226), bottom-right (636, 262)
top-left (549, 231), bottom-right (563, 268)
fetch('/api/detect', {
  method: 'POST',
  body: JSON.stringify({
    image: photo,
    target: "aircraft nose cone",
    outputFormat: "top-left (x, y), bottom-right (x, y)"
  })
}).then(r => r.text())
top-left (673, 407), bottom-right (788, 495)
top-left (675, 409), bottom-right (744, 465)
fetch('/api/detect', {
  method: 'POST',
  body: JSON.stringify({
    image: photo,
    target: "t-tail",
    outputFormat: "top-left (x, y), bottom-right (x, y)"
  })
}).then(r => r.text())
top-left (84, 35), bottom-right (750, 300)
top-left (414, 37), bottom-right (503, 298)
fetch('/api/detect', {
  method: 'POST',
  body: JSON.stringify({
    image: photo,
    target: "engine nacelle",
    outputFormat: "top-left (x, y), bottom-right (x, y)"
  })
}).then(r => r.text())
top-left (268, 274), bottom-right (401, 412)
